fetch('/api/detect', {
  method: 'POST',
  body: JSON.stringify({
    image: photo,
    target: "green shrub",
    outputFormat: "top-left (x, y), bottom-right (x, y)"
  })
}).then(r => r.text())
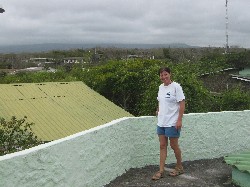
top-left (0, 116), bottom-right (43, 156)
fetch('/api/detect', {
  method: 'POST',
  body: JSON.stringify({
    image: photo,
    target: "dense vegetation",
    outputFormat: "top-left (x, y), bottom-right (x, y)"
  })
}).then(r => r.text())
top-left (0, 116), bottom-right (43, 156)
top-left (81, 57), bottom-right (250, 115)
top-left (1, 47), bottom-right (250, 155)
top-left (1, 48), bottom-right (250, 115)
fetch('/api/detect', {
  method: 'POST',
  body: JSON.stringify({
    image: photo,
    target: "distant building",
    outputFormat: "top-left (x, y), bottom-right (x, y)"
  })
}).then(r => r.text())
top-left (16, 67), bottom-right (44, 73)
top-left (200, 67), bottom-right (250, 93)
top-left (63, 57), bottom-right (84, 64)
top-left (29, 58), bottom-right (55, 67)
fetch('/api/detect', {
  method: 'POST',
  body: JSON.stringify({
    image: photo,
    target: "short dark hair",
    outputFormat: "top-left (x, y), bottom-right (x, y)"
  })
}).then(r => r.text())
top-left (159, 67), bottom-right (171, 75)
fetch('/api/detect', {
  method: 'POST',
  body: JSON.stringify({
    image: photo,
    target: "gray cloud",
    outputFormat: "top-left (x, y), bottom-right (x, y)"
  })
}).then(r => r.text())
top-left (1, 0), bottom-right (250, 47)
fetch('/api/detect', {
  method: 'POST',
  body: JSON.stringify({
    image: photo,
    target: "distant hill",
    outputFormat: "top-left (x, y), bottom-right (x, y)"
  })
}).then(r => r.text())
top-left (0, 43), bottom-right (199, 54)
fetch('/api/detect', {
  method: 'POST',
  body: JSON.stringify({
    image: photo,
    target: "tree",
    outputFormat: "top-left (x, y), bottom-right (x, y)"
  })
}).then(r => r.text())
top-left (226, 51), bottom-right (250, 69)
top-left (0, 116), bottom-right (43, 156)
top-left (220, 87), bottom-right (250, 111)
top-left (137, 62), bottom-right (214, 115)
top-left (81, 59), bottom-right (166, 115)
top-left (163, 48), bottom-right (171, 59)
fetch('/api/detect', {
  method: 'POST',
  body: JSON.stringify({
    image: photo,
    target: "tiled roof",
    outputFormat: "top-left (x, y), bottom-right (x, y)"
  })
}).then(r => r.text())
top-left (224, 151), bottom-right (250, 174)
top-left (0, 81), bottom-right (133, 141)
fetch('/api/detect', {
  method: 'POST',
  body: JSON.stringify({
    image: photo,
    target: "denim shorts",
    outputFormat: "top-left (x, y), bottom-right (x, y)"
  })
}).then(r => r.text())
top-left (157, 126), bottom-right (181, 138)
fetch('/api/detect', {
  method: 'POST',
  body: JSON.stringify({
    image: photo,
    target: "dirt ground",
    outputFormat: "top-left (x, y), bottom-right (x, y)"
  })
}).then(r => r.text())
top-left (104, 157), bottom-right (239, 187)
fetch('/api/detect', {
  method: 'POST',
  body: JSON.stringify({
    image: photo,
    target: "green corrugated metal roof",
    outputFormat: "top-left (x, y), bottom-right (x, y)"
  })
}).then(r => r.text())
top-left (0, 81), bottom-right (133, 141)
top-left (224, 151), bottom-right (250, 174)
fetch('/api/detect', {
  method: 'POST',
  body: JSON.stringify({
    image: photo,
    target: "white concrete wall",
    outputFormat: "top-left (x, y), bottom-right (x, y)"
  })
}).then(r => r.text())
top-left (0, 111), bottom-right (250, 187)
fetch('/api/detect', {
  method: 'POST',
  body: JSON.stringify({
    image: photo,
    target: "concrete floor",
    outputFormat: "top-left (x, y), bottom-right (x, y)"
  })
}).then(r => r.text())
top-left (105, 157), bottom-right (239, 187)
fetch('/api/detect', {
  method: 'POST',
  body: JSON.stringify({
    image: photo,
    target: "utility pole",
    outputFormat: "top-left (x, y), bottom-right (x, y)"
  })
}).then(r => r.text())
top-left (225, 0), bottom-right (229, 53)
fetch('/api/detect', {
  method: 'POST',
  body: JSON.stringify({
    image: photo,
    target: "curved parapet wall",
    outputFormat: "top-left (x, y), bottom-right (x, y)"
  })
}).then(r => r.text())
top-left (0, 111), bottom-right (250, 187)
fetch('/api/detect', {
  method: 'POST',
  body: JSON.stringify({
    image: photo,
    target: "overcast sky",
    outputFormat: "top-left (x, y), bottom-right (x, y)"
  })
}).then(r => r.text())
top-left (0, 0), bottom-right (249, 48)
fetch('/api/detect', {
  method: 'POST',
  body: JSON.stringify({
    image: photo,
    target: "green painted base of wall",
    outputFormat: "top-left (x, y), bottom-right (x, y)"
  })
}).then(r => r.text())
top-left (232, 168), bottom-right (250, 187)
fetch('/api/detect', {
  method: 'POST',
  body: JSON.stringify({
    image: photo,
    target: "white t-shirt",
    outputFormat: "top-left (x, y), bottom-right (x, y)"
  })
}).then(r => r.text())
top-left (157, 82), bottom-right (185, 127)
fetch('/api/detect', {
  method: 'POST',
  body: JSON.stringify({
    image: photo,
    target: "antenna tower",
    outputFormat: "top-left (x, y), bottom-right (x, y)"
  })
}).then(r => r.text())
top-left (225, 0), bottom-right (229, 53)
